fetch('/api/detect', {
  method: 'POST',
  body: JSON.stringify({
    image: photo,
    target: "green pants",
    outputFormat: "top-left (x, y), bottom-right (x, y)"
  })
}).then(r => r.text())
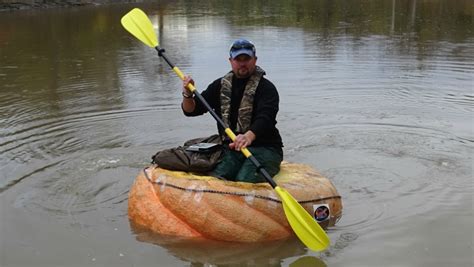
top-left (211, 146), bottom-right (283, 183)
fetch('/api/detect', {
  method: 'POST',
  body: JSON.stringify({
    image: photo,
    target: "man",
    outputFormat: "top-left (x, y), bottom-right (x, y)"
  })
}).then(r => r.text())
top-left (181, 39), bottom-right (283, 183)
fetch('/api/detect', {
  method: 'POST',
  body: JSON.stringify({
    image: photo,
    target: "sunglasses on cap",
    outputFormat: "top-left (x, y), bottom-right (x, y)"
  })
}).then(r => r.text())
top-left (230, 39), bottom-right (255, 51)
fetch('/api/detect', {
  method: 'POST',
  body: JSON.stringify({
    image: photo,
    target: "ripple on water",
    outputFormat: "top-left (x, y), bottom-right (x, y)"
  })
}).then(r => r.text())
top-left (12, 149), bottom-right (140, 227)
top-left (321, 232), bottom-right (359, 258)
top-left (0, 105), bottom-right (179, 162)
top-left (285, 122), bottom-right (473, 234)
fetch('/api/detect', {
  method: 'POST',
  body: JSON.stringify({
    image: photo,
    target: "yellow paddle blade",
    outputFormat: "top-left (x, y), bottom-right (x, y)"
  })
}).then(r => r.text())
top-left (275, 186), bottom-right (330, 251)
top-left (121, 8), bottom-right (158, 48)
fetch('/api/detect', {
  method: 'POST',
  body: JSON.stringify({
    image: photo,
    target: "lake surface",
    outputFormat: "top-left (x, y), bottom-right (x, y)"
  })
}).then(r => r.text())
top-left (1, 0), bottom-right (473, 266)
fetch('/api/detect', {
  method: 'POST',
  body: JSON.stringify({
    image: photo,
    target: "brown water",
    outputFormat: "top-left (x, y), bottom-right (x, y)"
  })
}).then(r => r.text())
top-left (1, 0), bottom-right (473, 266)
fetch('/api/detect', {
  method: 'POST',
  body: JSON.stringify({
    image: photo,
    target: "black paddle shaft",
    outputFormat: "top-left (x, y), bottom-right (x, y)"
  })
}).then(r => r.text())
top-left (155, 46), bottom-right (278, 188)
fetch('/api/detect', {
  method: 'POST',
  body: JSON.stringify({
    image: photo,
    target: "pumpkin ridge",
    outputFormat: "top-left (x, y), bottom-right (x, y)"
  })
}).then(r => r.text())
top-left (233, 197), bottom-right (292, 240)
top-left (132, 172), bottom-right (202, 237)
top-left (194, 194), bottom-right (290, 241)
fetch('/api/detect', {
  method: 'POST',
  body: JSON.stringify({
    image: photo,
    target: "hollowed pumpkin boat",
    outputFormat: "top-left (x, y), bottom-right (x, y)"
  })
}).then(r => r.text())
top-left (128, 162), bottom-right (342, 242)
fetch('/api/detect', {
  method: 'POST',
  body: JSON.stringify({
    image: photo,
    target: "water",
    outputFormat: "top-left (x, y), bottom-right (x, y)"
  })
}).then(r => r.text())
top-left (1, 0), bottom-right (473, 266)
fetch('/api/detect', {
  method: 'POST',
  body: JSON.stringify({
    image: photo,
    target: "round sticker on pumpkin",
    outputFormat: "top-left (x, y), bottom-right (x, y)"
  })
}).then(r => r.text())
top-left (313, 204), bottom-right (330, 222)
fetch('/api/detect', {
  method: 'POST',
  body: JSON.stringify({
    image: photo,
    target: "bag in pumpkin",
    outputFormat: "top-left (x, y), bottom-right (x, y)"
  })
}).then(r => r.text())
top-left (151, 134), bottom-right (222, 173)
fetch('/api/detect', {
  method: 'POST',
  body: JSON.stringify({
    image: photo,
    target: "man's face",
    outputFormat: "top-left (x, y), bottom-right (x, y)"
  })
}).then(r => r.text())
top-left (229, 54), bottom-right (257, 78)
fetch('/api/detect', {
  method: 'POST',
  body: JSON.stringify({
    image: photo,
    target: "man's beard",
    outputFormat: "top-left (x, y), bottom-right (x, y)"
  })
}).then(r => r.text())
top-left (236, 67), bottom-right (252, 78)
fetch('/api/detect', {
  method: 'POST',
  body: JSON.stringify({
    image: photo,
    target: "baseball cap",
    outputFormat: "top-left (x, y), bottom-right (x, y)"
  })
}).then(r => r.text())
top-left (229, 39), bottom-right (256, 59)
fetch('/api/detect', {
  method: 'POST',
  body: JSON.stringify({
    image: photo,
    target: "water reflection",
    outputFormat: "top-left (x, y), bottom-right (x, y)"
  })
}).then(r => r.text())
top-left (289, 256), bottom-right (327, 267)
top-left (132, 223), bottom-right (318, 267)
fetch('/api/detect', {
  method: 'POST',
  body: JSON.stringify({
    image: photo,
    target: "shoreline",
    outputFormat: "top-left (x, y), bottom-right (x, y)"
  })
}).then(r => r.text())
top-left (0, 0), bottom-right (132, 12)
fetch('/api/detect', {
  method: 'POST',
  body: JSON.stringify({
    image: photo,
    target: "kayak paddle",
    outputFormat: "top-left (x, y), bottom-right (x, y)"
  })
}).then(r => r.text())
top-left (120, 8), bottom-right (330, 252)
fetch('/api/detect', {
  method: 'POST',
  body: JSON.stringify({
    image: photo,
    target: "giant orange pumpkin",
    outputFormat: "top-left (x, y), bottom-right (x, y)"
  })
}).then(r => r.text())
top-left (128, 162), bottom-right (342, 242)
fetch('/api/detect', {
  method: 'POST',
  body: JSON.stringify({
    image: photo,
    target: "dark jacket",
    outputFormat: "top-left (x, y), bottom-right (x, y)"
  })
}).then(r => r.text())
top-left (183, 75), bottom-right (283, 150)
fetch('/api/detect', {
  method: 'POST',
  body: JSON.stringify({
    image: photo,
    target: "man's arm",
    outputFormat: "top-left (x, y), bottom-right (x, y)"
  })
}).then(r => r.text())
top-left (248, 79), bottom-right (279, 138)
top-left (181, 76), bottom-right (196, 113)
top-left (181, 77), bottom-right (221, 117)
